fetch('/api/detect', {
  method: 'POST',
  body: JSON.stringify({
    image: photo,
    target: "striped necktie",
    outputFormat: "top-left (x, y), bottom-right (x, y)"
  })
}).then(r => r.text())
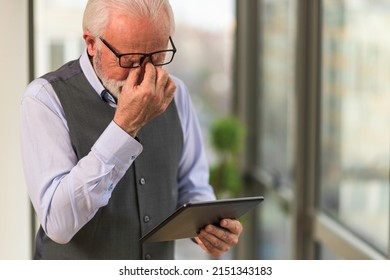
top-left (101, 89), bottom-right (117, 104)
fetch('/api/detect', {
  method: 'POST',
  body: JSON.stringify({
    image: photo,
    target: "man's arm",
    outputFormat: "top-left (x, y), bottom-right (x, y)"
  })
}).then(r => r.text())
top-left (20, 79), bottom-right (142, 244)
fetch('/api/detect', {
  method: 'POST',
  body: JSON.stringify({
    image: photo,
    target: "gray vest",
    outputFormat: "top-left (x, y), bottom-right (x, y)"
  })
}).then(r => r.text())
top-left (34, 60), bottom-right (183, 259)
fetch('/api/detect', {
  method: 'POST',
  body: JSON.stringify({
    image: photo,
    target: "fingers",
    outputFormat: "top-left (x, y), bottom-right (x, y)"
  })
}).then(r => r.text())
top-left (193, 237), bottom-right (211, 254)
top-left (126, 66), bottom-right (142, 88)
top-left (201, 223), bottom-right (239, 247)
top-left (196, 219), bottom-right (243, 257)
top-left (154, 66), bottom-right (176, 109)
top-left (198, 228), bottom-right (231, 256)
top-left (220, 219), bottom-right (243, 235)
top-left (115, 63), bottom-right (176, 137)
top-left (140, 62), bottom-right (157, 87)
top-left (161, 75), bottom-right (176, 107)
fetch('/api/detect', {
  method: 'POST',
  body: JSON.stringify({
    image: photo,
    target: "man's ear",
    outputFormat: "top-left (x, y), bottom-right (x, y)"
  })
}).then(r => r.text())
top-left (83, 31), bottom-right (97, 57)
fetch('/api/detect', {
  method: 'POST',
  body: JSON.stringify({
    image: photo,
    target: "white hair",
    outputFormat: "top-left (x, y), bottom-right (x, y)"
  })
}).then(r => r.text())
top-left (82, 0), bottom-right (175, 37)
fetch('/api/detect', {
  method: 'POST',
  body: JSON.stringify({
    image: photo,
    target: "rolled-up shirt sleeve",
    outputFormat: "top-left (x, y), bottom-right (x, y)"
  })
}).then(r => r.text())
top-left (20, 80), bottom-right (142, 244)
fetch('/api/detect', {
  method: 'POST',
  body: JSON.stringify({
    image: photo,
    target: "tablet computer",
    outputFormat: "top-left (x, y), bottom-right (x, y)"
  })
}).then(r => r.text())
top-left (140, 196), bottom-right (264, 243)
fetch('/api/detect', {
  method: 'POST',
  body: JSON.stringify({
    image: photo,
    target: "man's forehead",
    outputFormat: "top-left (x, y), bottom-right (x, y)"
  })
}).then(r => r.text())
top-left (107, 10), bottom-right (170, 32)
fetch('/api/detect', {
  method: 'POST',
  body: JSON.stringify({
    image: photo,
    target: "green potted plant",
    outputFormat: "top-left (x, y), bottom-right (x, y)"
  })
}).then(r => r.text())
top-left (209, 116), bottom-right (245, 199)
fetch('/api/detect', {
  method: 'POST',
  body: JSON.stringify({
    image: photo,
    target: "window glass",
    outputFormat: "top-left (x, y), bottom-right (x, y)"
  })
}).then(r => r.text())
top-left (34, 0), bottom-right (86, 76)
top-left (258, 0), bottom-right (298, 189)
top-left (257, 193), bottom-right (292, 259)
top-left (318, 243), bottom-right (340, 260)
top-left (320, 0), bottom-right (390, 253)
top-left (167, 0), bottom-right (235, 163)
top-left (49, 42), bottom-right (65, 71)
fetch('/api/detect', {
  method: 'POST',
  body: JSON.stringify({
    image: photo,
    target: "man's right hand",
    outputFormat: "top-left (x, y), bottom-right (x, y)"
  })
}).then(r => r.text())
top-left (113, 62), bottom-right (176, 138)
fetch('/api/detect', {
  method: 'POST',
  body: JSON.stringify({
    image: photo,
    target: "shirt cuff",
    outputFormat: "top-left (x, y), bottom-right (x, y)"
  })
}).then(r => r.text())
top-left (91, 121), bottom-right (143, 167)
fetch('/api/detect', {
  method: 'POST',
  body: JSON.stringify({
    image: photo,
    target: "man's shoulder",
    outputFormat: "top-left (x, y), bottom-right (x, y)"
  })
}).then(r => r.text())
top-left (41, 59), bottom-right (82, 84)
top-left (23, 59), bottom-right (81, 99)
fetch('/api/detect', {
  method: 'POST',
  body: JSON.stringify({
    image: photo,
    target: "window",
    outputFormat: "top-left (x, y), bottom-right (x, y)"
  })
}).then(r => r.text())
top-left (257, 0), bottom-right (298, 190)
top-left (320, 0), bottom-right (390, 254)
top-left (34, 0), bottom-right (85, 76)
top-left (49, 41), bottom-right (65, 71)
top-left (240, 0), bottom-right (390, 259)
top-left (167, 0), bottom-right (235, 162)
top-left (257, 193), bottom-right (292, 259)
top-left (256, 0), bottom-right (298, 259)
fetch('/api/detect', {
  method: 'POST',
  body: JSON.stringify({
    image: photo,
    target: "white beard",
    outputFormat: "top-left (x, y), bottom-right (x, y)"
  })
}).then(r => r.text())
top-left (93, 49), bottom-right (126, 99)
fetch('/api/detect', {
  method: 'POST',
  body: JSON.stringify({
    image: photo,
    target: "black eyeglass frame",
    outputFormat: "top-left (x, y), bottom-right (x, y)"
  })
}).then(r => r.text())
top-left (99, 36), bottom-right (177, 68)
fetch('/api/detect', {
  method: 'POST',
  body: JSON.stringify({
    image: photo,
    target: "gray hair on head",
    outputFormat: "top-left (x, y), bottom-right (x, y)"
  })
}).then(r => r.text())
top-left (83, 0), bottom-right (175, 37)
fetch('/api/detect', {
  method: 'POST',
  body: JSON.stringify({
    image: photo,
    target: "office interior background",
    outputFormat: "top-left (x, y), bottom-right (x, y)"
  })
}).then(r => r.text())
top-left (1, 0), bottom-right (389, 260)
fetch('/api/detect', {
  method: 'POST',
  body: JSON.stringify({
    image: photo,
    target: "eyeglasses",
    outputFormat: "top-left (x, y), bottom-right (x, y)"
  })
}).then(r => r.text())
top-left (99, 36), bottom-right (177, 68)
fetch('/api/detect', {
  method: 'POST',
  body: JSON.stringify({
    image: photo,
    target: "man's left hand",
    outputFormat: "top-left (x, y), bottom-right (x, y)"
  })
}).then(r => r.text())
top-left (194, 219), bottom-right (243, 257)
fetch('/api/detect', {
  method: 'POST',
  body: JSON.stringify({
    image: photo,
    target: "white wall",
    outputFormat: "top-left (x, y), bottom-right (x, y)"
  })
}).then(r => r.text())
top-left (0, 0), bottom-right (31, 259)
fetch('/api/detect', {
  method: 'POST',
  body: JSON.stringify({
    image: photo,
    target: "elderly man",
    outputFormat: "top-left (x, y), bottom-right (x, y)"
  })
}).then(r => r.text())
top-left (20, 0), bottom-right (242, 260)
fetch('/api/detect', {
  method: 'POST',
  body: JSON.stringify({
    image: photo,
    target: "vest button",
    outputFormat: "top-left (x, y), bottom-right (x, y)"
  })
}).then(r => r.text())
top-left (145, 254), bottom-right (152, 260)
top-left (139, 178), bottom-right (146, 185)
top-left (144, 216), bottom-right (150, 223)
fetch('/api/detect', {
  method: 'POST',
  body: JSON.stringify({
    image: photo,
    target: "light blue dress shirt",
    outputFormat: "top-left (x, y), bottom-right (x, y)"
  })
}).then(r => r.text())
top-left (20, 50), bottom-right (215, 244)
